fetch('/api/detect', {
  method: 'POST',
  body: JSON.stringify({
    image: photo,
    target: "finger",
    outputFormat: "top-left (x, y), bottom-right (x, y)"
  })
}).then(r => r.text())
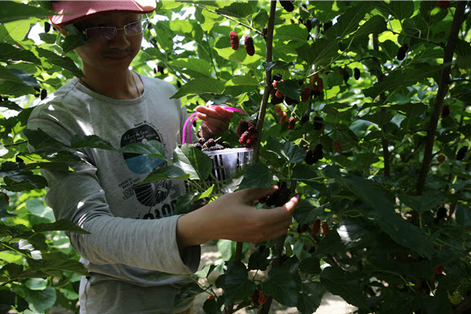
top-left (282, 193), bottom-right (301, 215)
top-left (214, 106), bottom-right (234, 119)
top-left (256, 194), bottom-right (300, 225)
top-left (235, 186), bottom-right (278, 203)
top-left (200, 119), bottom-right (227, 135)
top-left (196, 106), bottom-right (222, 119)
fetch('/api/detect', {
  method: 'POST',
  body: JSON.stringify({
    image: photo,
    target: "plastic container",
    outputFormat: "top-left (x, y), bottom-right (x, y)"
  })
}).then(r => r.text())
top-left (182, 106), bottom-right (252, 193)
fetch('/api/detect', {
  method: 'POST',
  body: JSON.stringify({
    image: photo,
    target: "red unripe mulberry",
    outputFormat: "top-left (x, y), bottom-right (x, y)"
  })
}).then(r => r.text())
top-left (437, 155), bottom-right (446, 163)
top-left (321, 221), bottom-right (329, 235)
top-left (437, 1), bottom-right (450, 9)
top-left (288, 117), bottom-right (295, 130)
top-left (244, 36), bottom-right (255, 56)
top-left (230, 31), bottom-right (239, 50)
top-left (280, 112), bottom-right (288, 124)
top-left (275, 105), bottom-right (283, 117)
top-left (334, 140), bottom-right (343, 154)
top-left (275, 89), bottom-right (284, 99)
top-left (301, 86), bottom-right (311, 102)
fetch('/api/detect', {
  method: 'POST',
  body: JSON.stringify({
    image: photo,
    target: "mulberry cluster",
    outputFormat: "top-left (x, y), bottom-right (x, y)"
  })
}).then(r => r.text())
top-left (192, 137), bottom-right (230, 152)
top-left (239, 125), bottom-right (258, 148)
top-left (265, 182), bottom-right (291, 207)
top-left (305, 144), bottom-right (323, 165)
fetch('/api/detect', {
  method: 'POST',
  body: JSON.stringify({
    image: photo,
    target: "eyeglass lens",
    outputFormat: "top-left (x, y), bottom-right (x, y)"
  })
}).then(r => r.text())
top-left (85, 20), bottom-right (144, 40)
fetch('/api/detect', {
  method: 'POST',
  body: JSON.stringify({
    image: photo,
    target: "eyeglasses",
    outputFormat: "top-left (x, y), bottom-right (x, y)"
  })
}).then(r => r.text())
top-left (81, 19), bottom-right (146, 41)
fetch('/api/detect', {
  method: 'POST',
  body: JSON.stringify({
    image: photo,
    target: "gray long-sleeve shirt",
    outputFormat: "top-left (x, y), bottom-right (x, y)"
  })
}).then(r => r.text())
top-left (27, 74), bottom-right (200, 313)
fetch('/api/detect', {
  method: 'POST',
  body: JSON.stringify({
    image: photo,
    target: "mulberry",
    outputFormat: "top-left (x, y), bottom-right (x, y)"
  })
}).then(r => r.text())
top-left (397, 43), bottom-right (409, 61)
top-left (230, 31), bottom-right (239, 50)
top-left (354, 68), bottom-right (361, 80)
top-left (305, 150), bottom-right (318, 165)
top-left (278, 0), bottom-right (295, 12)
top-left (237, 119), bottom-right (249, 136)
top-left (301, 86), bottom-right (311, 102)
top-left (456, 147), bottom-right (468, 161)
top-left (288, 117), bottom-right (296, 130)
top-left (313, 116), bottom-right (324, 131)
top-left (312, 219), bottom-right (321, 235)
top-left (239, 126), bottom-right (258, 148)
top-left (244, 36), bottom-right (255, 56)
top-left (441, 105), bottom-right (450, 118)
top-left (334, 140), bottom-right (342, 154)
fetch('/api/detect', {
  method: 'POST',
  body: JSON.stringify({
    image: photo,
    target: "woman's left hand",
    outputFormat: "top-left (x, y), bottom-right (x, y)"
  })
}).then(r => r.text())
top-left (196, 105), bottom-right (234, 139)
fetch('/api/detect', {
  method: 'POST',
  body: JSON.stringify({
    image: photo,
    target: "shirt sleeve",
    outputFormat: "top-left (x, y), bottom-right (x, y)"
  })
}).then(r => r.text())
top-left (27, 111), bottom-right (199, 275)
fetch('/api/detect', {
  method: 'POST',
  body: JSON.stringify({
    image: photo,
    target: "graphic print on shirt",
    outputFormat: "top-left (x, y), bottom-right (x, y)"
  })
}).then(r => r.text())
top-left (120, 123), bottom-right (178, 215)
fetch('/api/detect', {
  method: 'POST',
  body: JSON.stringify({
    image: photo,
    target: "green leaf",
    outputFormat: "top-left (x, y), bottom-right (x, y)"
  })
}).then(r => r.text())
top-left (263, 265), bottom-right (299, 307)
top-left (226, 76), bottom-right (260, 86)
top-left (320, 266), bottom-right (369, 309)
top-left (297, 282), bottom-right (326, 314)
top-left (325, 167), bottom-right (436, 258)
top-left (33, 219), bottom-right (90, 234)
top-left (118, 140), bottom-right (167, 160)
top-left (173, 145), bottom-right (213, 180)
top-left (276, 80), bottom-right (302, 101)
top-left (375, 1), bottom-right (414, 20)
top-left (398, 192), bottom-right (446, 214)
top-left (3, 173), bottom-right (48, 192)
top-left (70, 134), bottom-right (115, 151)
top-left (266, 137), bottom-right (306, 164)
top-left (297, 39), bottom-right (339, 67)
top-left (292, 198), bottom-right (325, 225)
top-left (140, 166), bottom-right (190, 184)
top-left (174, 281), bottom-right (205, 306)
top-left (35, 47), bottom-right (83, 78)
top-left (316, 229), bottom-right (347, 255)
top-left (0, 80), bottom-right (36, 97)
top-left (0, 2), bottom-right (49, 23)
top-left (325, 2), bottom-right (370, 39)
top-left (247, 247), bottom-right (270, 271)
top-left (275, 24), bottom-right (309, 42)
top-left (61, 34), bottom-right (89, 54)
top-left (170, 78), bottom-right (225, 99)
top-left (224, 261), bottom-right (255, 303)
top-left (360, 111), bottom-right (393, 127)
top-left (238, 163), bottom-right (272, 189)
top-left (456, 204), bottom-right (471, 227)
top-left (171, 58), bottom-right (212, 77)
top-left (0, 67), bottom-right (38, 87)
top-left (216, 2), bottom-right (254, 19)
top-left (194, 264), bottom-right (216, 279)
top-left (299, 257), bottom-right (321, 275)
top-left (25, 286), bottom-right (56, 313)
top-left (353, 15), bottom-right (387, 38)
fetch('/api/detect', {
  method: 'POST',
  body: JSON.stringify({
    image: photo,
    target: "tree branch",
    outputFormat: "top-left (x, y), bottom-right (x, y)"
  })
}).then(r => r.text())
top-left (416, 1), bottom-right (466, 196)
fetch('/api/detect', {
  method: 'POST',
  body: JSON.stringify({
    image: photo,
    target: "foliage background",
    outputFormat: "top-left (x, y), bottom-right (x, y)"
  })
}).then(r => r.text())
top-left (0, 0), bottom-right (470, 313)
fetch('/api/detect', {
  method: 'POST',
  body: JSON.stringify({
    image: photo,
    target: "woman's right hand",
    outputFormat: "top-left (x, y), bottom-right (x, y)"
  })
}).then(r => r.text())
top-left (176, 187), bottom-right (300, 249)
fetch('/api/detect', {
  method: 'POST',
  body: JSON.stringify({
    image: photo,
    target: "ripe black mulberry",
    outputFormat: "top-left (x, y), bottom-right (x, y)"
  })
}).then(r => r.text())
top-left (244, 36), bottom-right (255, 56)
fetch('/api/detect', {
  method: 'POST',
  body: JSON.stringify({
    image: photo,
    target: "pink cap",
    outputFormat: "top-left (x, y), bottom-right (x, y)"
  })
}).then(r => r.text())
top-left (50, 0), bottom-right (156, 27)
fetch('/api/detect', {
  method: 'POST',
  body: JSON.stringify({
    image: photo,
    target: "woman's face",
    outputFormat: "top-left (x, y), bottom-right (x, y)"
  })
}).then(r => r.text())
top-left (72, 13), bottom-right (143, 74)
